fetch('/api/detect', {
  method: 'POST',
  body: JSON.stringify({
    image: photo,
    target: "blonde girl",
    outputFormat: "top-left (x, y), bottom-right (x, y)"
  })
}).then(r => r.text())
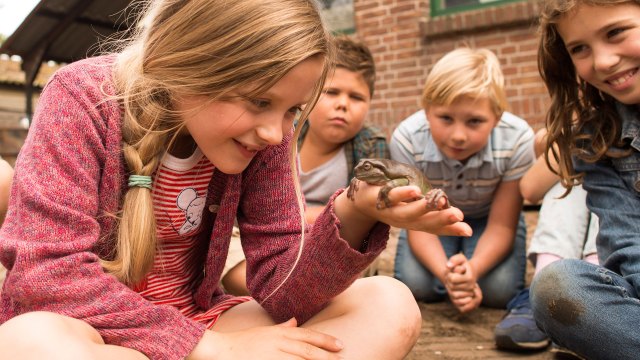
top-left (0, 0), bottom-right (472, 359)
top-left (531, 1), bottom-right (640, 359)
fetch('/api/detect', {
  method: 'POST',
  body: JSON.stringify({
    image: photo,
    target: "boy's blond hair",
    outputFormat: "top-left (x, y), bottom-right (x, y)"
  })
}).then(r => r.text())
top-left (421, 48), bottom-right (507, 117)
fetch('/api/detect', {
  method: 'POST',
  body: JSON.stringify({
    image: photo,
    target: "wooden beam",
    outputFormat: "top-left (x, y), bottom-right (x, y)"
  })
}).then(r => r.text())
top-left (19, 0), bottom-right (96, 122)
top-left (34, 8), bottom-right (129, 32)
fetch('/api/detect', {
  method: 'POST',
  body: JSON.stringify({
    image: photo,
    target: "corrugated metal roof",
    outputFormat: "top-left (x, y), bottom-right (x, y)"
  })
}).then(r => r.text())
top-left (0, 0), bottom-right (135, 64)
top-left (0, 0), bottom-right (137, 119)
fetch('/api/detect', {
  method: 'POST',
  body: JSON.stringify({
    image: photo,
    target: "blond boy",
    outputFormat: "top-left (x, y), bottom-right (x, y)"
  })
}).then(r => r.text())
top-left (391, 48), bottom-right (535, 315)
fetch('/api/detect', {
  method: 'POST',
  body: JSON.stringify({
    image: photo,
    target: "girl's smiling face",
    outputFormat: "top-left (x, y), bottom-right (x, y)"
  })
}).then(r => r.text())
top-left (175, 56), bottom-right (324, 174)
top-left (556, 2), bottom-right (640, 105)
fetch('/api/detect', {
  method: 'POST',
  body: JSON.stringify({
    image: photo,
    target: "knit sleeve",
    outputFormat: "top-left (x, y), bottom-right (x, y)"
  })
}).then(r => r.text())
top-left (0, 67), bottom-right (204, 360)
top-left (238, 132), bottom-right (389, 324)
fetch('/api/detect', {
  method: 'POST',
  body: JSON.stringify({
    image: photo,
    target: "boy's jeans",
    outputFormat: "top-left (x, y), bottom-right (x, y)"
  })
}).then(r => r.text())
top-left (394, 215), bottom-right (527, 308)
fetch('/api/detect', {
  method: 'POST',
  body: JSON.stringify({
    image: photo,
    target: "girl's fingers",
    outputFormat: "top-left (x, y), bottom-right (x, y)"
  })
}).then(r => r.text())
top-left (282, 327), bottom-right (344, 354)
top-left (384, 203), bottom-right (471, 236)
top-left (351, 183), bottom-right (472, 236)
top-left (383, 185), bottom-right (425, 205)
top-left (277, 318), bottom-right (298, 328)
top-left (279, 341), bottom-right (342, 360)
top-left (435, 222), bottom-right (473, 237)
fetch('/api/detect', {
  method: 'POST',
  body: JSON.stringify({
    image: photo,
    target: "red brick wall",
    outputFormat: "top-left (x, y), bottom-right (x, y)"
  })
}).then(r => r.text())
top-left (353, 0), bottom-right (550, 138)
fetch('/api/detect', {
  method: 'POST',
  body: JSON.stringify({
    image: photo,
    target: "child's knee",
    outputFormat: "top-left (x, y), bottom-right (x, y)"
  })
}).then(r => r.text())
top-left (0, 311), bottom-right (103, 359)
top-left (530, 260), bottom-right (571, 318)
top-left (2, 311), bottom-right (70, 336)
top-left (361, 277), bottom-right (422, 339)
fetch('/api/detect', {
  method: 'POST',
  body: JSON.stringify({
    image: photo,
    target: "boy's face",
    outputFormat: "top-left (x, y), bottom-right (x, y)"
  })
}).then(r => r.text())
top-left (425, 96), bottom-right (499, 163)
top-left (306, 68), bottom-right (371, 145)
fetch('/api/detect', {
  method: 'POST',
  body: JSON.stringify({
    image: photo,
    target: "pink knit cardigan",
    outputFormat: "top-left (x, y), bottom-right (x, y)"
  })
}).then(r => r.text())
top-left (0, 56), bottom-right (389, 359)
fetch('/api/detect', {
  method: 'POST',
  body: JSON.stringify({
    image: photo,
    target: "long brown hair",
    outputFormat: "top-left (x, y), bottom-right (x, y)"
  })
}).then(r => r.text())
top-left (538, 0), bottom-right (638, 191)
top-left (103, 0), bottom-right (334, 285)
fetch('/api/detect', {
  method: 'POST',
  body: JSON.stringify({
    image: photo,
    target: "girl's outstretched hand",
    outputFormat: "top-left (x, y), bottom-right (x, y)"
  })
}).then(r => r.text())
top-left (191, 318), bottom-right (344, 360)
top-left (342, 182), bottom-right (472, 237)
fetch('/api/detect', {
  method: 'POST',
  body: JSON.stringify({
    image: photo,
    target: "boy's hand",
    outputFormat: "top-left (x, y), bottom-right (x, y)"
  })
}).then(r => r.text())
top-left (443, 254), bottom-right (482, 313)
top-left (444, 253), bottom-right (478, 289)
top-left (449, 283), bottom-right (482, 313)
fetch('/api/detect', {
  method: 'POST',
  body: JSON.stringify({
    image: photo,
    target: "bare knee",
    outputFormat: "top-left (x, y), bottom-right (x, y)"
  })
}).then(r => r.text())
top-left (362, 277), bottom-right (422, 340)
top-left (334, 276), bottom-right (422, 358)
top-left (303, 277), bottom-right (421, 359)
top-left (212, 300), bottom-right (276, 332)
top-left (221, 261), bottom-right (249, 296)
top-left (0, 311), bottom-right (103, 359)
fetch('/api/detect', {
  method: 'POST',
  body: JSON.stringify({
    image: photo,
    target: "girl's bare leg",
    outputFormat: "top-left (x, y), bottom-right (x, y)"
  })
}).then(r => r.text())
top-left (214, 276), bottom-right (422, 360)
top-left (304, 276), bottom-right (421, 360)
top-left (0, 311), bottom-right (148, 360)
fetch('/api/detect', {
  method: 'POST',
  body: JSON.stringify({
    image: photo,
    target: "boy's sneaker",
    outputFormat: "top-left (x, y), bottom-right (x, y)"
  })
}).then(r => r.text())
top-left (494, 288), bottom-right (550, 351)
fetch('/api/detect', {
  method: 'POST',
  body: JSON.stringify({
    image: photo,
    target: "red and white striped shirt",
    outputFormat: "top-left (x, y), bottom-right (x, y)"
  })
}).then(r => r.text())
top-left (135, 149), bottom-right (249, 328)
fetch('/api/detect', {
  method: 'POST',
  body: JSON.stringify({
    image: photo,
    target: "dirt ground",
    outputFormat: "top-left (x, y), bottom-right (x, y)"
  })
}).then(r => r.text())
top-left (408, 300), bottom-right (555, 360)
top-left (376, 211), bottom-right (558, 360)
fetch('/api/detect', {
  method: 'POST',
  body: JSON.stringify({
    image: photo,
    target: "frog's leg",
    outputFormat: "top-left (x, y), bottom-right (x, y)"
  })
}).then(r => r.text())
top-left (424, 188), bottom-right (450, 210)
top-left (347, 177), bottom-right (360, 201)
top-left (377, 178), bottom-right (410, 209)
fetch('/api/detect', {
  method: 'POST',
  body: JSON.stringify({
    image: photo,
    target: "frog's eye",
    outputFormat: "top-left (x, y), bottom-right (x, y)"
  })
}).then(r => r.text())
top-left (363, 163), bottom-right (371, 170)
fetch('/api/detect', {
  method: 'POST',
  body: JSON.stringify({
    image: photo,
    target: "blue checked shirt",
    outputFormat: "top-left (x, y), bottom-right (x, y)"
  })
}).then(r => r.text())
top-left (390, 110), bottom-right (535, 218)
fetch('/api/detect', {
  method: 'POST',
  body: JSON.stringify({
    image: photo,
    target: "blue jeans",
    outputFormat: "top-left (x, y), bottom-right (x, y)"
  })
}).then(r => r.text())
top-left (531, 260), bottom-right (640, 359)
top-left (393, 215), bottom-right (527, 308)
top-left (529, 115), bottom-right (640, 359)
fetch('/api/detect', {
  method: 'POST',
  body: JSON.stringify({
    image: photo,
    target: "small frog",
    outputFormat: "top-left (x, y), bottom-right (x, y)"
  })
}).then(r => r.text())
top-left (347, 158), bottom-right (450, 210)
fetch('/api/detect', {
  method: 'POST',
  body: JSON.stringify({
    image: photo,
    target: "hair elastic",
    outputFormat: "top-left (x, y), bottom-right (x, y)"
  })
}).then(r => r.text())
top-left (128, 174), bottom-right (152, 189)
